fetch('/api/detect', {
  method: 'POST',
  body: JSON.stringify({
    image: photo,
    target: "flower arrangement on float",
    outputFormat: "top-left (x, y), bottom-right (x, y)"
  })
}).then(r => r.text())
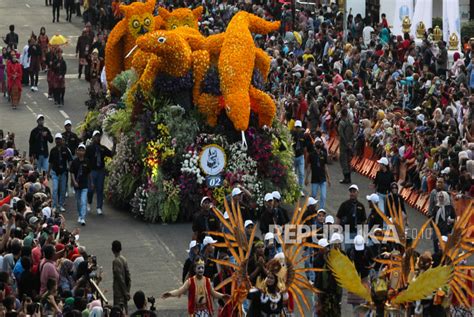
top-left (78, 5), bottom-right (299, 223)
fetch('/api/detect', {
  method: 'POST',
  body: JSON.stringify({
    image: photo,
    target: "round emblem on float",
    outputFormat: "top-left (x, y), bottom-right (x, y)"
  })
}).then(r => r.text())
top-left (199, 144), bottom-right (227, 176)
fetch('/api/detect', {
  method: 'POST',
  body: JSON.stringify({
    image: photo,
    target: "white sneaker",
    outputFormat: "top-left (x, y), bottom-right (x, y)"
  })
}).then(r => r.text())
top-left (34, 86), bottom-right (38, 91)
top-left (77, 217), bottom-right (81, 223)
top-left (300, 191), bottom-right (305, 197)
top-left (87, 204), bottom-right (91, 212)
top-left (97, 208), bottom-right (103, 215)
top-left (65, 191), bottom-right (69, 198)
top-left (80, 219), bottom-right (86, 226)
top-left (30, 86), bottom-right (34, 91)
top-left (60, 207), bottom-right (66, 212)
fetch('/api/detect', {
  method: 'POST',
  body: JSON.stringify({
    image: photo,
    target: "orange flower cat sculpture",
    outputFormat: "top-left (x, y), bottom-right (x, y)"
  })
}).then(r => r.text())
top-left (105, 0), bottom-right (156, 84)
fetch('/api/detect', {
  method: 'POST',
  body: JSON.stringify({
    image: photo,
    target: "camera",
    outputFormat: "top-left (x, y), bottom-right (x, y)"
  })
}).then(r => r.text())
top-left (147, 296), bottom-right (156, 311)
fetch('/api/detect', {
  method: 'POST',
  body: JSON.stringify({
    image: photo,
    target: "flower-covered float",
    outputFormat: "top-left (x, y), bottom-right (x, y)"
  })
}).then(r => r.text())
top-left (84, 3), bottom-right (300, 222)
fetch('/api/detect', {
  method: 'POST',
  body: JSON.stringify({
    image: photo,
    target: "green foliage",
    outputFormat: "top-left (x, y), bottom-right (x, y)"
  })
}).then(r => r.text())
top-left (103, 108), bottom-right (133, 139)
top-left (112, 69), bottom-right (138, 95)
top-left (77, 110), bottom-right (100, 134)
top-left (144, 190), bottom-right (161, 223)
top-left (270, 118), bottom-right (300, 203)
top-left (462, 21), bottom-right (474, 39)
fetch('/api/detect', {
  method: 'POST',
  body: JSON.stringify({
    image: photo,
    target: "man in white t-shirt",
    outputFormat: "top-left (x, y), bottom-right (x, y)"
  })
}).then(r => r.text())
top-left (362, 25), bottom-right (375, 47)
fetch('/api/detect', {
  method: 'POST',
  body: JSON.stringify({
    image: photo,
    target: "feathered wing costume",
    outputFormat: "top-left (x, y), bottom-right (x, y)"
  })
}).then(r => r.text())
top-left (431, 200), bottom-right (474, 307)
top-left (208, 199), bottom-right (322, 316)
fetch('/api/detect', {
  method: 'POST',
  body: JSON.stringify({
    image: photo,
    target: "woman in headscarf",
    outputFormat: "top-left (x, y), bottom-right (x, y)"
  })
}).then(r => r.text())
top-left (431, 191), bottom-right (455, 236)
top-left (379, 27), bottom-right (390, 46)
top-left (38, 27), bottom-right (49, 71)
top-left (59, 259), bottom-right (75, 293)
top-left (6, 51), bottom-right (22, 109)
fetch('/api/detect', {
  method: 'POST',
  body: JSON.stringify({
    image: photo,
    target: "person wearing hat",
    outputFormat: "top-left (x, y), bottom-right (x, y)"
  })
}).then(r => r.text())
top-left (366, 193), bottom-right (383, 229)
top-left (228, 185), bottom-right (254, 220)
top-left (48, 133), bottom-right (73, 213)
top-left (62, 120), bottom-right (80, 158)
top-left (338, 108), bottom-right (354, 184)
top-left (373, 157), bottom-right (394, 214)
top-left (192, 197), bottom-right (220, 244)
top-left (259, 193), bottom-right (276, 235)
top-left (182, 240), bottom-right (200, 283)
top-left (271, 191), bottom-right (290, 226)
top-left (86, 130), bottom-right (112, 215)
top-left (29, 114), bottom-right (53, 173)
top-left (308, 136), bottom-right (330, 209)
top-left (336, 185), bottom-right (366, 251)
top-left (291, 119), bottom-right (309, 195)
top-left (70, 143), bottom-right (90, 225)
top-left (201, 236), bottom-right (218, 279)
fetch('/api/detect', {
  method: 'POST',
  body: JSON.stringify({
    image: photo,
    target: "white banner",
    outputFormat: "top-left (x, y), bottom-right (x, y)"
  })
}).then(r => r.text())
top-left (411, 0), bottom-right (432, 37)
top-left (443, 0), bottom-right (461, 51)
top-left (393, 0), bottom-right (414, 36)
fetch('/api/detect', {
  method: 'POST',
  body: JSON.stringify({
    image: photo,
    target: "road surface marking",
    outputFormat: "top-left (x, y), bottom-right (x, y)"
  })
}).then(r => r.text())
top-left (33, 101), bottom-right (37, 105)
top-left (25, 3), bottom-right (30, 8)
top-left (59, 110), bottom-right (69, 119)
top-left (43, 93), bottom-right (49, 98)
top-left (39, 74), bottom-right (79, 80)
top-left (25, 105), bottom-right (37, 118)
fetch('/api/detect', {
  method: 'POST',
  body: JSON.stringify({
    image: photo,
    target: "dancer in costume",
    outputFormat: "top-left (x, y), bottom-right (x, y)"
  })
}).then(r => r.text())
top-left (162, 257), bottom-right (229, 317)
top-left (247, 272), bottom-right (288, 317)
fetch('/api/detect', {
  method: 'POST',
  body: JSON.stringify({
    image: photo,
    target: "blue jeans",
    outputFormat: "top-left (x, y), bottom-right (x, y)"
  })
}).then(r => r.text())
top-left (75, 188), bottom-right (88, 220)
top-left (303, 247), bottom-right (315, 283)
top-left (311, 182), bottom-right (327, 209)
top-left (377, 193), bottom-right (386, 215)
top-left (51, 171), bottom-right (67, 209)
top-left (294, 155), bottom-right (305, 190)
top-left (88, 169), bottom-right (105, 209)
top-left (37, 155), bottom-right (49, 173)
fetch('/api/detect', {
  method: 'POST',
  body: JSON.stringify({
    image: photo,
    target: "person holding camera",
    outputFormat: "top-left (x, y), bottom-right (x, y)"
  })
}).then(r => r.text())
top-left (130, 291), bottom-right (156, 317)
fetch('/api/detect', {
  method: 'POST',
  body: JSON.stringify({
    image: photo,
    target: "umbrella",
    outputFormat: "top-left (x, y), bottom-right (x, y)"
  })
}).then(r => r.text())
top-left (49, 34), bottom-right (68, 46)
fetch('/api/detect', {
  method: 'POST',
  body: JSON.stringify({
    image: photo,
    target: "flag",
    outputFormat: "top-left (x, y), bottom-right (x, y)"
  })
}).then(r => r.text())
top-left (393, 0), bottom-right (414, 36)
top-left (411, 0), bottom-right (432, 37)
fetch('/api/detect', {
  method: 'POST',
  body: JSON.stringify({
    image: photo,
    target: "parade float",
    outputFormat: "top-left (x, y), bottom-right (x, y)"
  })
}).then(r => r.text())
top-left (81, 0), bottom-right (300, 223)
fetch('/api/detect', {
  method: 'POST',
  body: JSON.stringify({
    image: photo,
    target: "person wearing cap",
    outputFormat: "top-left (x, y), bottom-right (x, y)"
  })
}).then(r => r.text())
top-left (62, 120), bottom-right (80, 158)
top-left (86, 130), bottom-right (113, 215)
top-left (347, 235), bottom-right (370, 309)
top-left (373, 157), bottom-right (394, 214)
top-left (291, 119), bottom-right (309, 195)
top-left (259, 193), bottom-right (276, 235)
top-left (366, 193), bottom-right (383, 229)
top-left (201, 236), bottom-right (218, 279)
top-left (338, 108), bottom-right (354, 184)
top-left (314, 234), bottom-right (342, 317)
top-left (228, 185), bottom-right (254, 220)
top-left (70, 143), bottom-right (90, 225)
top-left (271, 191), bottom-right (290, 226)
top-left (336, 185), bottom-right (366, 247)
top-left (308, 136), bottom-right (330, 209)
top-left (29, 114), bottom-right (53, 173)
top-left (192, 197), bottom-right (220, 243)
top-left (182, 240), bottom-right (200, 283)
top-left (48, 133), bottom-right (73, 213)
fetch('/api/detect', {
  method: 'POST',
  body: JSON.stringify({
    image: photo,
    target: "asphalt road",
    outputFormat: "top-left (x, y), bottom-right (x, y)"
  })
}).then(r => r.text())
top-left (0, 1), bottom-right (432, 315)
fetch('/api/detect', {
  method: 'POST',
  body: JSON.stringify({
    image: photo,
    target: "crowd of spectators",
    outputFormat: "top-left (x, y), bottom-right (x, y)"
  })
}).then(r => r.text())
top-left (0, 130), bottom-right (116, 317)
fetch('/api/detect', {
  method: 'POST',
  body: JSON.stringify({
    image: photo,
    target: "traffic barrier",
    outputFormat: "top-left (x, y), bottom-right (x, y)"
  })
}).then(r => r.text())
top-left (327, 135), bottom-right (471, 216)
